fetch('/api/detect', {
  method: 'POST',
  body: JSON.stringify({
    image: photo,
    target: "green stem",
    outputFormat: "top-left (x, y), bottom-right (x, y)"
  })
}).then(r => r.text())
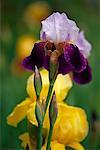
top-left (37, 124), bottom-right (43, 150)
top-left (46, 124), bottom-right (54, 150)
top-left (43, 82), bottom-right (54, 119)
top-left (37, 81), bottom-right (54, 150)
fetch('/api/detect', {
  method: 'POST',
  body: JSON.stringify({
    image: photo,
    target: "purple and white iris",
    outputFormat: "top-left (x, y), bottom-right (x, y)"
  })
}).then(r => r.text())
top-left (23, 12), bottom-right (92, 84)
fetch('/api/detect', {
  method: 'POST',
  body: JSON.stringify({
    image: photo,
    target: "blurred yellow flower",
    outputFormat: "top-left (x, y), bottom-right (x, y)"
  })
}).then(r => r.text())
top-left (16, 35), bottom-right (36, 60)
top-left (24, 1), bottom-right (51, 25)
top-left (11, 35), bottom-right (36, 75)
top-left (7, 69), bottom-right (72, 127)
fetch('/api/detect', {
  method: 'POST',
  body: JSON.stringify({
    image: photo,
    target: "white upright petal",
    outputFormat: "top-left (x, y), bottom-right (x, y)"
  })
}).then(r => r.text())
top-left (66, 18), bottom-right (79, 42)
top-left (40, 12), bottom-right (79, 44)
top-left (61, 13), bottom-right (79, 42)
top-left (76, 31), bottom-right (92, 58)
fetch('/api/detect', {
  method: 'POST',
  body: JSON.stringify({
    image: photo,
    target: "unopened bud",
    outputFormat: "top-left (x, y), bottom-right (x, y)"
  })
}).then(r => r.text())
top-left (34, 66), bottom-right (42, 98)
top-left (35, 101), bottom-right (43, 125)
top-left (49, 92), bottom-right (58, 126)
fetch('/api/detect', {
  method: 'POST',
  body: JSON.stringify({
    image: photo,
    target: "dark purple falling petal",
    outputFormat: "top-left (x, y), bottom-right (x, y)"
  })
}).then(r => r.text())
top-left (64, 44), bottom-right (87, 73)
top-left (22, 42), bottom-right (46, 71)
top-left (58, 54), bottom-right (71, 75)
top-left (22, 56), bottom-right (35, 71)
top-left (73, 63), bottom-right (92, 84)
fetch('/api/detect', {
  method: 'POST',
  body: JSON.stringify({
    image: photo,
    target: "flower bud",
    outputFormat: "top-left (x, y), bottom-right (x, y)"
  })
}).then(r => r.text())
top-left (49, 92), bottom-right (58, 126)
top-left (34, 66), bottom-right (42, 98)
top-left (35, 101), bottom-right (43, 125)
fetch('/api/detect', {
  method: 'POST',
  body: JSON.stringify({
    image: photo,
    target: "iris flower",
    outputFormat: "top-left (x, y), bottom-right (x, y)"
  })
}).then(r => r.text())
top-left (19, 101), bottom-right (88, 150)
top-left (7, 69), bottom-right (88, 150)
top-left (23, 12), bottom-right (92, 84)
top-left (23, 102), bottom-right (88, 150)
top-left (7, 69), bottom-right (72, 127)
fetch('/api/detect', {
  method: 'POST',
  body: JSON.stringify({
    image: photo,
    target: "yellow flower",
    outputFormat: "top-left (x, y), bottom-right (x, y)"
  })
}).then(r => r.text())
top-left (16, 35), bottom-right (36, 60)
top-left (24, 1), bottom-right (51, 24)
top-left (7, 69), bottom-right (72, 127)
top-left (27, 70), bottom-right (72, 102)
top-left (52, 103), bottom-right (88, 150)
top-left (7, 68), bottom-right (88, 150)
top-left (19, 132), bottom-right (66, 150)
top-left (7, 98), bottom-right (32, 127)
top-left (42, 141), bottom-right (66, 150)
top-left (26, 102), bottom-right (88, 150)
top-left (19, 133), bottom-right (31, 149)
top-left (11, 35), bottom-right (36, 75)
top-left (19, 101), bottom-right (88, 150)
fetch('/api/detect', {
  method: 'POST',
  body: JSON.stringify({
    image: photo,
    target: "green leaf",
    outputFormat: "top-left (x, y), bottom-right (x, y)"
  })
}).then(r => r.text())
top-left (34, 67), bottom-right (42, 99)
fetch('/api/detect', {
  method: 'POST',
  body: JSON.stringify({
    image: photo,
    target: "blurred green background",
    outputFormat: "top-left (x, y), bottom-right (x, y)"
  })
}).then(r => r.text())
top-left (1, 0), bottom-right (100, 149)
